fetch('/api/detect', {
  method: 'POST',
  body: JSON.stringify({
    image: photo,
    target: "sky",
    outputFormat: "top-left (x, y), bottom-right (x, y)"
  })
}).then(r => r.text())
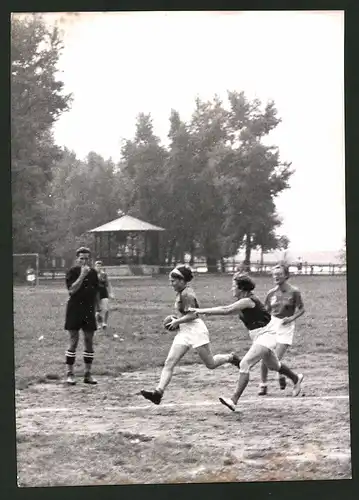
top-left (26, 11), bottom-right (345, 254)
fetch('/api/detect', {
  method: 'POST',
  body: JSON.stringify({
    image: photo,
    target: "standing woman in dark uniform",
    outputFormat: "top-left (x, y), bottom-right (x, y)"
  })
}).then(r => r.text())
top-left (64, 247), bottom-right (100, 385)
top-left (189, 273), bottom-right (304, 412)
top-left (94, 261), bottom-right (114, 331)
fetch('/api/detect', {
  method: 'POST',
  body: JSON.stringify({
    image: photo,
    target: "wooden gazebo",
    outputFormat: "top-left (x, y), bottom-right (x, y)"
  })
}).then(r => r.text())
top-left (88, 215), bottom-right (165, 266)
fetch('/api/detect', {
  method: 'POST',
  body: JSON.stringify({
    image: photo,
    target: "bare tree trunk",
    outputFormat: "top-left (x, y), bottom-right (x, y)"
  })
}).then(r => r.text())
top-left (220, 257), bottom-right (226, 273)
top-left (189, 241), bottom-right (195, 266)
top-left (243, 232), bottom-right (252, 272)
top-left (167, 238), bottom-right (176, 266)
top-left (206, 256), bottom-right (218, 273)
top-left (179, 249), bottom-right (185, 264)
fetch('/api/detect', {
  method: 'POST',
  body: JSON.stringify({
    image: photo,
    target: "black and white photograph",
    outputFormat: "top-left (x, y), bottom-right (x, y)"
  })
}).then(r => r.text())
top-left (11, 10), bottom-right (349, 487)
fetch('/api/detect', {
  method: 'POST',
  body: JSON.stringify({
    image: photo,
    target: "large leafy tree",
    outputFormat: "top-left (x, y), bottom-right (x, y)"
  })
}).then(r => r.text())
top-left (161, 109), bottom-right (199, 264)
top-left (338, 239), bottom-right (346, 265)
top-left (219, 91), bottom-right (293, 269)
top-left (116, 113), bottom-right (169, 225)
top-left (187, 96), bottom-right (229, 271)
top-left (117, 93), bottom-right (293, 269)
top-left (11, 15), bottom-right (72, 253)
top-left (49, 149), bottom-right (120, 257)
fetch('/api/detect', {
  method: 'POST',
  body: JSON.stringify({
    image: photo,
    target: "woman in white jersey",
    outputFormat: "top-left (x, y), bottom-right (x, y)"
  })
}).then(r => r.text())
top-left (258, 263), bottom-right (305, 395)
top-left (189, 273), bottom-right (304, 412)
top-left (140, 264), bottom-right (240, 405)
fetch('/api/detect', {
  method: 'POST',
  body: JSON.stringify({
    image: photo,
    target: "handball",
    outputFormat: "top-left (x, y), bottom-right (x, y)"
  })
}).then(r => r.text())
top-left (163, 315), bottom-right (179, 331)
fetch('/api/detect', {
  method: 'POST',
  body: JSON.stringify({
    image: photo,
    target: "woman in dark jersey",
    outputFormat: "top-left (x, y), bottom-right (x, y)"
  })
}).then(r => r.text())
top-left (189, 273), bottom-right (304, 412)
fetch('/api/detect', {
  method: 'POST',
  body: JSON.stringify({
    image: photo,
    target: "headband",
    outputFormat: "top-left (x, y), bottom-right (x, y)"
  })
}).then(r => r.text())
top-left (169, 268), bottom-right (185, 279)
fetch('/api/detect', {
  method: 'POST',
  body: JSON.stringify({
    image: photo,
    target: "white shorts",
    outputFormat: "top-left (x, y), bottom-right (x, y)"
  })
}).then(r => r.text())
top-left (249, 317), bottom-right (277, 351)
top-left (172, 318), bottom-right (210, 349)
top-left (271, 316), bottom-right (295, 346)
top-left (27, 274), bottom-right (36, 283)
top-left (100, 298), bottom-right (109, 311)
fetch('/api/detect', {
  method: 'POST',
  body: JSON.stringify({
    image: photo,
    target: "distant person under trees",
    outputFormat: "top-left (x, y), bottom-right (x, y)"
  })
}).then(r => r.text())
top-left (94, 260), bottom-right (115, 332)
top-left (25, 266), bottom-right (36, 288)
top-left (296, 257), bottom-right (303, 274)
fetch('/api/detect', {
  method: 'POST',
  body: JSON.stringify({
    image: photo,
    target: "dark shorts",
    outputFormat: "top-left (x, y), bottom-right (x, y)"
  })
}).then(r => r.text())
top-left (99, 287), bottom-right (109, 300)
top-left (65, 302), bottom-right (97, 332)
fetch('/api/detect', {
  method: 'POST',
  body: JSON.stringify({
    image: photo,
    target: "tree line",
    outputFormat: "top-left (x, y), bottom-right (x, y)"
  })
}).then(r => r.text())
top-left (12, 15), bottom-right (292, 271)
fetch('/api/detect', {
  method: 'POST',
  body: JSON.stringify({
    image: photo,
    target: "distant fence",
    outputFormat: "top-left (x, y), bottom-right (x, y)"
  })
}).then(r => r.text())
top-left (32, 261), bottom-right (346, 282)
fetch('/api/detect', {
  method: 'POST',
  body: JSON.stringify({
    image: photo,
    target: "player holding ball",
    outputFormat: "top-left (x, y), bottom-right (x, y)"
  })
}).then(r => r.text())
top-left (140, 264), bottom-right (240, 405)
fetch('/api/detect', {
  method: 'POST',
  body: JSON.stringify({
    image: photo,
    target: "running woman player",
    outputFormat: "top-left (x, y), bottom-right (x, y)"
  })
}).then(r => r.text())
top-left (189, 273), bottom-right (304, 412)
top-left (140, 264), bottom-right (241, 405)
top-left (64, 247), bottom-right (100, 385)
top-left (259, 262), bottom-right (305, 395)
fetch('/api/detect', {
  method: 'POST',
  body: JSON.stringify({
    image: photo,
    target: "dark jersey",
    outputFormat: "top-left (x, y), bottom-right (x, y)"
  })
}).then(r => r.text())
top-left (240, 295), bottom-right (271, 330)
top-left (97, 270), bottom-right (109, 299)
top-left (175, 287), bottom-right (199, 316)
top-left (66, 266), bottom-right (99, 307)
top-left (98, 271), bottom-right (109, 290)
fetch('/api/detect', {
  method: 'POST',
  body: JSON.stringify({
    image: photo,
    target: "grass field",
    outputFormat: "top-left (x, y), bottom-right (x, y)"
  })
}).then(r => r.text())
top-left (14, 275), bottom-right (351, 486)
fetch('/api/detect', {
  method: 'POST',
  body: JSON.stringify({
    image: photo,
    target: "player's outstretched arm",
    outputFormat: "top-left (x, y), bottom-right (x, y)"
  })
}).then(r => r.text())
top-left (189, 298), bottom-right (254, 316)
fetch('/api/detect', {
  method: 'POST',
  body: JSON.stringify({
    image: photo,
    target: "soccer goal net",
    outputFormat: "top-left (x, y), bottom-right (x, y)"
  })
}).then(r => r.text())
top-left (13, 253), bottom-right (40, 286)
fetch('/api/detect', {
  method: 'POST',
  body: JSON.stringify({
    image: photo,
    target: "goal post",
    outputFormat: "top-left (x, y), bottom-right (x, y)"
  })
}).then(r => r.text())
top-left (13, 253), bottom-right (40, 286)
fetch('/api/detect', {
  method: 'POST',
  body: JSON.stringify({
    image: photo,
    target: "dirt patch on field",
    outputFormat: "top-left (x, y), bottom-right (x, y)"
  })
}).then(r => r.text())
top-left (15, 360), bottom-right (352, 487)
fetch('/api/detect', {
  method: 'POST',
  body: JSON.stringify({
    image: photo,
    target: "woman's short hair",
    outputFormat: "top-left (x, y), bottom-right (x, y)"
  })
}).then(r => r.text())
top-left (169, 264), bottom-right (194, 283)
top-left (273, 262), bottom-right (290, 279)
top-left (232, 273), bottom-right (256, 291)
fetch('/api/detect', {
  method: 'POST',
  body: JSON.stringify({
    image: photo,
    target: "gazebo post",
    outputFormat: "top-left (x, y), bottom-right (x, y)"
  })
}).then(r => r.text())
top-left (108, 232), bottom-right (111, 265)
top-left (144, 232), bottom-right (148, 265)
top-left (94, 233), bottom-right (98, 257)
top-left (153, 232), bottom-right (159, 264)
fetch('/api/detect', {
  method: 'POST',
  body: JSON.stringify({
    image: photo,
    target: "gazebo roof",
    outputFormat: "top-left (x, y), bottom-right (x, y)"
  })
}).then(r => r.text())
top-left (88, 215), bottom-right (165, 233)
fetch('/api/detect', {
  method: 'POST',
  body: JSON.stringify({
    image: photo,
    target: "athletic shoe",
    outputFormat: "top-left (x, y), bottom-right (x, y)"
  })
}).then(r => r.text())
top-left (219, 396), bottom-right (236, 412)
top-left (66, 373), bottom-right (76, 385)
top-left (84, 374), bottom-right (98, 384)
top-left (140, 389), bottom-right (162, 405)
top-left (292, 373), bottom-right (304, 397)
top-left (229, 352), bottom-right (241, 368)
top-left (279, 375), bottom-right (287, 390)
top-left (258, 385), bottom-right (268, 396)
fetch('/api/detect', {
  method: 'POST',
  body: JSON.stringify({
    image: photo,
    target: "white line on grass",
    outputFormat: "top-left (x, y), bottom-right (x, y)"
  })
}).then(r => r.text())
top-left (16, 394), bottom-right (349, 416)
